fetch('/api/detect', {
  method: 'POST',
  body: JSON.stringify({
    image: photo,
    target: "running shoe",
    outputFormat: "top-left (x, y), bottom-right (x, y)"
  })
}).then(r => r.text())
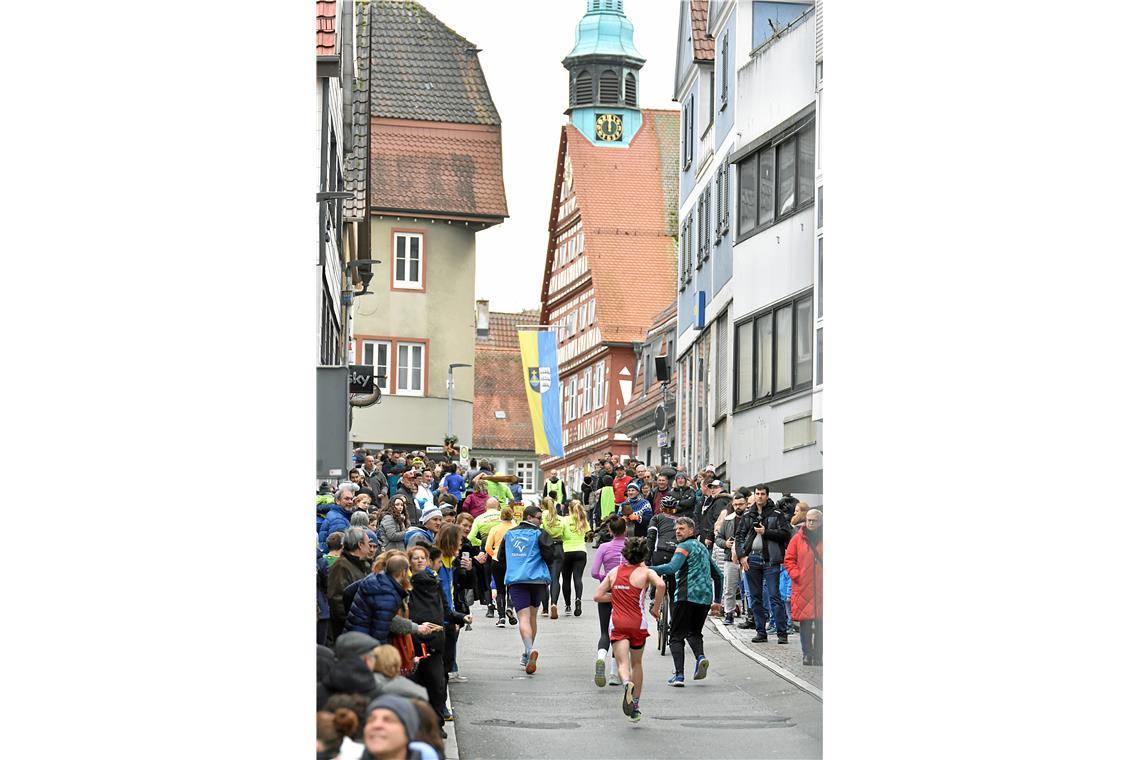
top-left (608, 672), bottom-right (622, 686)
top-left (551, 606), bottom-right (559, 620)
top-left (574, 599), bottom-right (582, 617)
top-left (442, 709), bottom-right (454, 722)
top-left (693, 655), bottom-right (709, 681)
top-left (506, 609), bottom-right (517, 626)
top-left (485, 607), bottom-right (495, 618)
top-left (565, 604), bottom-right (572, 616)
top-left (526, 650), bottom-right (539, 675)
top-left (667, 672), bottom-right (685, 687)
top-left (594, 657), bottom-right (607, 688)
top-left (628, 706), bottom-right (642, 723)
top-left (622, 681), bottom-right (635, 715)
top-left (520, 653), bottom-right (529, 667)
top-left (496, 617), bottom-right (506, 628)
top-left (448, 672), bottom-right (468, 683)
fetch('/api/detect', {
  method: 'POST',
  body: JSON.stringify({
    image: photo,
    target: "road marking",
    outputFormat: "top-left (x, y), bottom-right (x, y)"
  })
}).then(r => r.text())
top-left (708, 618), bottom-right (823, 702)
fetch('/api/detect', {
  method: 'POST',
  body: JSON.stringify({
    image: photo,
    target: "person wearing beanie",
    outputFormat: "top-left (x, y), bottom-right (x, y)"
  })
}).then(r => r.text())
top-left (361, 694), bottom-right (428, 760)
top-left (403, 507), bottom-right (443, 550)
top-left (619, 482), bottom-right (653, 538)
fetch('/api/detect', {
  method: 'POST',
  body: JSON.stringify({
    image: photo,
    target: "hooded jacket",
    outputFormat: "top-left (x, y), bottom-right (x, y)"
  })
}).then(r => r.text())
top-left (783, 526), bottom-right (822, 620)
top-left (669, 485), bottom-right (697, 518)
top-left (318, 505), bottom-right (354, 552)
top-left (460, 490), bottom-right (490, 519)
top-left (407, 569), bottom-right (465, 652)
top-left (346, 572), bottom-right (409, 643)
top-left (698, 491), bottom-right (732, 543)
top-left (327, 551), bottom-right (371, 622)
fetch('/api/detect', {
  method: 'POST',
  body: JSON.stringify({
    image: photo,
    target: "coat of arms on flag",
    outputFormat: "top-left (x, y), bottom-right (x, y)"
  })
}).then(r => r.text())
top-left (528, 366), bottom-right (551, 393)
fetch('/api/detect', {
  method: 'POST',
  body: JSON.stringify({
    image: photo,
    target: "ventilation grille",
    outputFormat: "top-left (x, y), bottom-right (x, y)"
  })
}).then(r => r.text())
top-left (575, 72), bottom-right (593, 105)
top-left (624, 73), bottom-right (636, 107)
top-left (599, 70), bottom-right (620, 104)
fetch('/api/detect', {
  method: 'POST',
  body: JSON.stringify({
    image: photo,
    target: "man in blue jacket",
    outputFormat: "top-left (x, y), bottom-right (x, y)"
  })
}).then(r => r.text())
top-left (496, 504), bottom-right (556, 674)
top-left (319, 484), bottom-right (357, 552)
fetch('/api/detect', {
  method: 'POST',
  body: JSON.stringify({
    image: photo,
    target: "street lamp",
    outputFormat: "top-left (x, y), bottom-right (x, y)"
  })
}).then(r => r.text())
top-left (447, 363), bottom-right (472, 440)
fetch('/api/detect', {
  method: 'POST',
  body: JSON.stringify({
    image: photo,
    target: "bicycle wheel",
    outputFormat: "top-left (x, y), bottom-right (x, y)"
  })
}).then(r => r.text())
top-left (658, 600), bottom-right (669, 656)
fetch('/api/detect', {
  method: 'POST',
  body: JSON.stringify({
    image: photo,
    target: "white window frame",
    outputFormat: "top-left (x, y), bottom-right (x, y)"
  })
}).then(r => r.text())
top-left (588, 298), bottom-right (596, 325)
top-left (593, 359), bottom-right (606, 409)
top-left (392, 232), bottom-right (425, 291)
top-left (581, 366), bottom-right (592, 414)
top-left (567, 376), bottom-right (578, 420)
top-left (516, 461), bottom-right (536, 493)
top-left (360, 339), bottom-right (391, 394)
top-left (395, 341), bottom-right (426, 397)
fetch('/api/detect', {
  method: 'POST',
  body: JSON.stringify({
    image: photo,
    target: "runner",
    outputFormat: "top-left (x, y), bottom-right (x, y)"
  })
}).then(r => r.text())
top-left (495, 504), bottom-right (556, 674)
top-left (648, 516), bottom-right (724, 687)
top-left (592, 537), bottom-right (665, 723)
top-left (483, 505), bottom-right (518, 628)
top-left (589, 515), bottom-right (628, 687)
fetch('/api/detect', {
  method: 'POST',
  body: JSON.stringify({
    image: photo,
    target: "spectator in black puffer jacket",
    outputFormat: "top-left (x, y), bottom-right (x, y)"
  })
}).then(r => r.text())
top-left (406, 544), bottom-right (466, 727)
top-left (697, 480), bottom-right (732, 548)
top-left (668, 472), bottom-right (697, 520)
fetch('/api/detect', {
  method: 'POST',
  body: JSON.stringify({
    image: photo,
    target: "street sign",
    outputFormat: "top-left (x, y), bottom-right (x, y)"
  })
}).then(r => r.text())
top-left (657, 431), bottom-right (668, 448)
top-left (460, 445), bottom-right (469, 461)
top-left (426, 445), bottom-right (444, 454)
top-left (349, 365), bottom-right (375, 393)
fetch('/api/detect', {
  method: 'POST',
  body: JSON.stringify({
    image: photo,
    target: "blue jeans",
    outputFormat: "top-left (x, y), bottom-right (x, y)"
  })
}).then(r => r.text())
top-left (745, 556), bottom-right (787, 635)
top-left (739, 570), bottom-right (753, 610)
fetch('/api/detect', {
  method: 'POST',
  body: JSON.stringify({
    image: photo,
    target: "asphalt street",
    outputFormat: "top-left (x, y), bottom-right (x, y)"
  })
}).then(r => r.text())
top-left (447, 547), bottom-right (823, 759)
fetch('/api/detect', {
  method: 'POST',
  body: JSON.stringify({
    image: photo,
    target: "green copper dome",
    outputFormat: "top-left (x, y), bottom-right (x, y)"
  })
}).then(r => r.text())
top-left (565, 0), bottom-right (645, 63)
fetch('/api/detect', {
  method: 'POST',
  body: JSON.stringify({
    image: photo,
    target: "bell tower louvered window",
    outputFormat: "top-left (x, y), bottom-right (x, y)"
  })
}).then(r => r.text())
top-left (599, 70), bottom-right (620, 104)
top-left (624, 73), bottom-right (637, 107)
top-left (575, 71), bottom-right (593, 106)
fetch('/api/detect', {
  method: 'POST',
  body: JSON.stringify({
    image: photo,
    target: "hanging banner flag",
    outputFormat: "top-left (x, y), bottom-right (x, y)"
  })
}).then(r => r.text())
top-left (517, 329), bottom-right (565, 458)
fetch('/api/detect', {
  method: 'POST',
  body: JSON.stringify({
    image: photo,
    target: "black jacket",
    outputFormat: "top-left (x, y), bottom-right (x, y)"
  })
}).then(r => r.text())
top-left (698, 492), bottom-right (732, 543)
top-left (408, 568), bottom-right (465, 653)
top-left (669, 485), bottom-right (697, 518)
top-left (736, 500), bottom-right (791, 566)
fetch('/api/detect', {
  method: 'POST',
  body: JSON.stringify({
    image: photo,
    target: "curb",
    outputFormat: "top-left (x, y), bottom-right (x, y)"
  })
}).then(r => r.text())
top-left (444, 691), bottom-right (459, 759)
top-left (709, 618), bottom-right (823, 702)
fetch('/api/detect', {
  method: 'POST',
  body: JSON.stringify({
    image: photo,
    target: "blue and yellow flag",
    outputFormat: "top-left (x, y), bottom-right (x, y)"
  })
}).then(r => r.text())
top-left (517, 330), bottom-right (565, 458)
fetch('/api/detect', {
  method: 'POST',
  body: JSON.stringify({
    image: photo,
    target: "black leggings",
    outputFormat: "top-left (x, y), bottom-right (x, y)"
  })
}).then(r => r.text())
top-left (542, 548), bottom-right (564, 611)
top-left (669, 601), bottom-right (710, 674)
top-left (560, 550), bottom-right (587, 605)
top-left (597, 601), bottom-right (613, 652)
top-left (491, 560), bottom-right (511, 618)
top-left (411, 650), bottom-right (448, 720)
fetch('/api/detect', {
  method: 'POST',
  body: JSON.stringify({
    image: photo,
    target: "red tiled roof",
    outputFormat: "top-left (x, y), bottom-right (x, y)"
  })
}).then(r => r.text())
top-left (370, 118), bottom-right (508, 220)
top-left (690, 0), bottom-right (715, 62)
top-left (473, 339), bottom-right (536, 452)
top-left (542, 110), bottom-right (680, 345)
top-left (317, 1), bottom-right (337, 56)
top-left (480, 309), bottom-right (541, 351)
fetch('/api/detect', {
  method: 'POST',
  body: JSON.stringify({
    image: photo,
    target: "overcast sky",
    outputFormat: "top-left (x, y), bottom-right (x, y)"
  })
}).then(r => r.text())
top-left (417, 0), bottom-right (683, 313)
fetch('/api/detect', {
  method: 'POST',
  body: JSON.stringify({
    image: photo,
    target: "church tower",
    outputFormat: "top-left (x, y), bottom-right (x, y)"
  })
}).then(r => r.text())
top-left (563, 0), bottom-right (646, 147)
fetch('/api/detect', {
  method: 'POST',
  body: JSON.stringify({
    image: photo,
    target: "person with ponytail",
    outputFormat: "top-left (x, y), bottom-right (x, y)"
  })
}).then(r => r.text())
top-left (559, 499), bottom-right (591, 618)
top-left (317, 706), bottom-right (363, 760)
top-left (539, 497), bottom-right (565, 619)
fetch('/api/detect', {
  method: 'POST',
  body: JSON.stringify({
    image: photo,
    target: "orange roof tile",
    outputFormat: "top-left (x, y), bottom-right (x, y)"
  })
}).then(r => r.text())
top-left (370, 119), bottom-right (508, 220)
top-left (317, 1), bottom-right (337, 56)
top-left (541, 110), bottom-right (680, 346)
top-left (690, 0), bottom-right (715, 62)
top-left (479, 309), bottom-right (541, 351)
top-left (473, 342), bottom-right (536, 451)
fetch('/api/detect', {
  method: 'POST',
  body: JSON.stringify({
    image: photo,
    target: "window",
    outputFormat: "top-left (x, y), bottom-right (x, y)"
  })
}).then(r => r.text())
top-left (395, 342), bottom-right (425, 396)
top-left (817, 237), bottom-right (823, 318)
top-left (720, 159), bottom-right (731, 235)
top-left (625, 73), bottom-right (637, 108)
top-left (593, 359), bottom-right (605, 409)
top-left (392, 232), bottom-right (425, 290)
top-left (815, 326), bottom-right (823, 386)
top-left (361, 340), bottom-right (390, 393)
top-left (581, 366), bottom-right (592, 413)
top-left (734, 291), bottom-right (812, 408)
top-left (588, 298), bottom-right (596, 325)
top-left (696, 193), bottom-right (706, 265)
top-left (579, 303), bottom-right (588, 330)
top-left (516, 461), bottom-right (536, 492)
top-left (566, 376), bottom-right (578, 420)
top-left (682, 94), bottom-right (694, 169)
top-left (714, 167), bottom-right (723, 243)
top-left (715, 314), bottom-right (729, 420)
top-left (567, 310), bottom-right (578, 336)
top-left (751, 2), bottom-right (810, 50)
top-left (783, 413), bottom-right (816, 451)
top-left (736, 118), bottom-right (815, 239)
top-left (679, 215), bottom-right (691, 290)
top-left (706, 69), bottom-right (715, 129)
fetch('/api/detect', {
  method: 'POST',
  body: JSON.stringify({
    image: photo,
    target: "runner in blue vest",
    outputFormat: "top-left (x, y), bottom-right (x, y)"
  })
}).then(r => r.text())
top-left (495, 504), bottom-right (556, 674)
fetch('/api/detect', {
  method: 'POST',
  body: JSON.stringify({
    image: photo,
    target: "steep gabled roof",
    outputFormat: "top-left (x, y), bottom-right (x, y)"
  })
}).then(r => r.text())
top-left (540, 110), bottom-right (680, 346)
top-left (369, 1), bottom-right (501, 126)
top-left (317, 1), bottom-right (337, 56)
top-left (370, 119), bottom-right (508, 220)
top-left (474, 309), bottom-right (541, 452)
top-left (345, 1), bottom-right (371, 221)
top-left (690, 0), bottom-right (715, 61)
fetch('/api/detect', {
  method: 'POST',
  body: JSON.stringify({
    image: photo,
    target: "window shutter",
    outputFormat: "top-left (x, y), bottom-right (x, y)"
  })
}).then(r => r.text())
top-left (714, 167), bottom-right (722, 241)
top-left (703, 185), bottom-right (712, 259)
top-left (575, 72), bottom-right (592, 105)
top-left (721, 160), bottom-right (730, 233)
top-left (716, 314), bottom-right (728, 418)
top-left (600, 70), bottom-right (620, 104)
top-left (624, 73), bottom-right (637, 107)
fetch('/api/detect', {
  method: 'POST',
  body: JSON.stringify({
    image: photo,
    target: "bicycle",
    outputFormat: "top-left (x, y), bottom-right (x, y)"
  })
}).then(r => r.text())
top-left (657, 593), bottom-right (670, 656)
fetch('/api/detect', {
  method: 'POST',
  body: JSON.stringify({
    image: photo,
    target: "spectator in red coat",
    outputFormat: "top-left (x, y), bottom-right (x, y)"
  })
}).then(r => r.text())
top-left (783, 508), bottom-right (822, 666)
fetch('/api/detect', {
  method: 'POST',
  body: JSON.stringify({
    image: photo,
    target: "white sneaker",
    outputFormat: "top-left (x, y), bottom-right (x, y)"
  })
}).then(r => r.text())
top-left (607, 673), bottom-right (622, 686)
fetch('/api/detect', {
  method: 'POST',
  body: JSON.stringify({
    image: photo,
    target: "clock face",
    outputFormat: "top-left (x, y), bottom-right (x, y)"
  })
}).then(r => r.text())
top-left (595, 113), bottom-right (623, 142)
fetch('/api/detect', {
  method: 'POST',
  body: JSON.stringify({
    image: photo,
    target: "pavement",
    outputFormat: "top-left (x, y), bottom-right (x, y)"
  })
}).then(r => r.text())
top-left (445, 547), bottom-right (822, 759)
top-left (711, 614), bottom-right (822, 696)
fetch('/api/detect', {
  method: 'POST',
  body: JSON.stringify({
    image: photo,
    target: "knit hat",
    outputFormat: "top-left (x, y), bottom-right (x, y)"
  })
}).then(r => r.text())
top-left (420, 506), bottom-right (443, 524)
top-left (365, 694), bottom-right (420, 741)
top-left (625, 482), bottom-right (640, 494)
top-left (333, 631), bottom-right (381, 660)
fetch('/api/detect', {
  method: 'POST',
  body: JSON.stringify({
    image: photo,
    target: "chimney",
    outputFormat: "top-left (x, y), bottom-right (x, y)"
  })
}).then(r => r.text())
top-left (476, 299), bottom-right (490, 341)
